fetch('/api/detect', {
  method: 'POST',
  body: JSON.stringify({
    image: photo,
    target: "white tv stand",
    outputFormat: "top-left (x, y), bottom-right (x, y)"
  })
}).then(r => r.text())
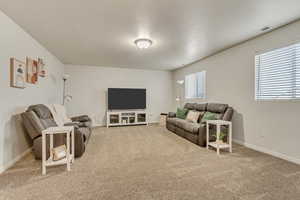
top-left (106, 110), bottom-right (148, 128)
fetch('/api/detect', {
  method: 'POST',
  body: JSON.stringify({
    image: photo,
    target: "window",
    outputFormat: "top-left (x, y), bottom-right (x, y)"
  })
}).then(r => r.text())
top-left (255, 42), bottom-right (300, 100)
top-left (185, 71), bottom-right (206, 99)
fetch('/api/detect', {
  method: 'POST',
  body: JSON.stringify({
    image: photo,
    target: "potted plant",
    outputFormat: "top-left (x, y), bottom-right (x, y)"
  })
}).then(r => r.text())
top-left (212, 132), bottom-right (227, 144)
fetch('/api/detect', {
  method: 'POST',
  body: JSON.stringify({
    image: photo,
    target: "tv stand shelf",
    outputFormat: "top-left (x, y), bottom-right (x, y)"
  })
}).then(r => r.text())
top-left (106, 110), bottom-right (148, 128)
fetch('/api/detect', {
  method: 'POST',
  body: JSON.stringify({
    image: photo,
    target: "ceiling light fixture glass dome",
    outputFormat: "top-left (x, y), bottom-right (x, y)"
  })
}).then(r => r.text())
top-left (134, 38), bottom-right (153, 49)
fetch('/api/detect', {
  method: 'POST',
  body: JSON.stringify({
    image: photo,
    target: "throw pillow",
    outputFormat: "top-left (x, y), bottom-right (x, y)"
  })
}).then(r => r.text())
top-left (197, 111), bottom-right (206, 123)
top-left (186, 111), bottom-right (201, 123)
top-left (176, 108), bottom-right (188, 119)
top-left (201, 112), bottom-right (218, 123)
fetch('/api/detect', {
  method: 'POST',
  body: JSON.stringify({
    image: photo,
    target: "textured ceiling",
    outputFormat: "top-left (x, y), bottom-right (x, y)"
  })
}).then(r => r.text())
top-left (1, 0), bottom-right (300, 70)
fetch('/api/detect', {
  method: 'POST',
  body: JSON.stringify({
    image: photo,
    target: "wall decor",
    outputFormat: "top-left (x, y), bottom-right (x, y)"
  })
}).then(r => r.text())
top-left (37, 58), bottom-right (46, 77)
top-left (10, 58), bottom-right (26, 89)
top-left (26, 57), bottom-right (38, 84)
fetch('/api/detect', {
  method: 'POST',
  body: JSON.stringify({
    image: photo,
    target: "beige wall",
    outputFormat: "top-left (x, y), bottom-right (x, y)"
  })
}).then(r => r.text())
top-left (173, 20), bottom-right (300, 164)
top-left (0, 11), bottom-right (64, 172)
top-left (64, 65), bottom-right (173, 126)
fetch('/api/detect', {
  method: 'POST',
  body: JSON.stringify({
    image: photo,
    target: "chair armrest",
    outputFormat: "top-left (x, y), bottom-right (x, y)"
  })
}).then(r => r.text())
top-left (71, 115), bottom-right (91, 122)
top-left (168, 112), bottom-right (176, 118)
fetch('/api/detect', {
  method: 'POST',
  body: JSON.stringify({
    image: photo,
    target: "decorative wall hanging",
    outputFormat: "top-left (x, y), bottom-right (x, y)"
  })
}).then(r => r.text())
top-left (37, 58), bottom-right (46, 77)
top-left (26, 57), bottom-right (38, 84)
top-left (10, 58), bottom-right (26, 89)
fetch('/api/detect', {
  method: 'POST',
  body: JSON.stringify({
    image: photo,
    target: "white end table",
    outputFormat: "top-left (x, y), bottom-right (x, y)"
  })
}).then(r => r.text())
top-left (41, 126), bottom-right (75, 175)
top-left (160, 113), bottom-right (168, 126)
top-left (206, 120), bottom-right (232, 155)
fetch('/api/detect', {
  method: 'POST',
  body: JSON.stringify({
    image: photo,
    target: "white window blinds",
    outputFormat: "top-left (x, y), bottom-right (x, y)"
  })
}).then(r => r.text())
top-left (185, 71), bottom-right (206, 99)
top-left (255, 42), bottom-right (300, 100)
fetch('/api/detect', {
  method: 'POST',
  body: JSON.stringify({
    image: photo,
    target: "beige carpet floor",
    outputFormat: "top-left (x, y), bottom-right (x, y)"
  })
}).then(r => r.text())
top-left (0, 125), bottom-right (300, 200)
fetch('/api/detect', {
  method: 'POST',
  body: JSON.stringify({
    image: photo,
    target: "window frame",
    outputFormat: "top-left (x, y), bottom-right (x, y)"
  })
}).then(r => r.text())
top-left (255, 41), bottom-right (300, 101)
top-left (184, 71), bottom-right (206, 100)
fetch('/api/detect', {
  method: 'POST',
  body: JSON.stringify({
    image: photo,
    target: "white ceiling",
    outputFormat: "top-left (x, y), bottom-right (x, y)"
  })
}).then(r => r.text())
top-left (1, 0), bottom-right (300, 70)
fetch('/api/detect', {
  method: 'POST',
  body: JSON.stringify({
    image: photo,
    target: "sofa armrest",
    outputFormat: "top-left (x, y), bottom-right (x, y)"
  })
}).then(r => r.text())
top-left (73, 121), bottom-right (92, 128)
top-left (71, 115), bottom-right (91, 122)
top-left (168, 112), bottom-right (176, 118)
top-left (73, 128), bottom-right (86, 157)
top-left (21, 111), bottom-right (44, 140)
top-left (198, 123), bottom-right (207, 147)
top-left (223, 107), bottom-right (234, 121)
top-left (64, 122), bottom-right (80, 128)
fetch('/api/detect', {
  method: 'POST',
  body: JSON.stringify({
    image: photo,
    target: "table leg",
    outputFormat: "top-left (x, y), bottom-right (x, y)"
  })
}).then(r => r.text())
top-left (106, 114), bottom-right (109, 128)
top-left (206, 122), bottom-right (209, 149)
top-left (71, 128), bottom-right (75, 163)
top-left (66, 132), bottom-right (70, 171)
top-left (229, 123), bottom-right (232, 153)
top-left (50, 134), bottom-right (53, 160)
top-left (217, 125), bottom-right (220, 155)
top-left (42, 134), bottom-right (46, 175)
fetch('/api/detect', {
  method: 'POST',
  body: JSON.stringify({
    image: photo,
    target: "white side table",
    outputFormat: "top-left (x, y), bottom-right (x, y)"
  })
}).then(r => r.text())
top-left (41, 126), bottom-right (75, 175)
top-left (206, 120), bottom-right (232, 155)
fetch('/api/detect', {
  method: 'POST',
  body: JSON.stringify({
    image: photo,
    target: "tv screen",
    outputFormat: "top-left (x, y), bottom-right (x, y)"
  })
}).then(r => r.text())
top-left (108, 88), bottom-right (146, 110)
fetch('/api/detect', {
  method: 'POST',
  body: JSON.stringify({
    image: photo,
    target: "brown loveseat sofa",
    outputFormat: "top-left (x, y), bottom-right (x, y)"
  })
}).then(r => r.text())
top-left (166, 103), bottom-right (233, 147)
top-left (21, 104), bottom-right (92, 159)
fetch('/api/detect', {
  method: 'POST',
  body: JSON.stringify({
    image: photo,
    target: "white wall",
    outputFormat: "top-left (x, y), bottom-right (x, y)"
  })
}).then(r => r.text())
top-left (0, 11), bottom-right (64, 172)
top-left (64, 65), bottom-right (173, 125)
top-left (173, 20), bottom-right (300, 164)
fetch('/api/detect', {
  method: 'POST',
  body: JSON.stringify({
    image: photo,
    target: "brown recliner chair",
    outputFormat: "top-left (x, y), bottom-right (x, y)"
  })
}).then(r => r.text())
top-left (21, 104), bottom-right (92, 159)
top-left (166, 103), bottom-right (234, 147)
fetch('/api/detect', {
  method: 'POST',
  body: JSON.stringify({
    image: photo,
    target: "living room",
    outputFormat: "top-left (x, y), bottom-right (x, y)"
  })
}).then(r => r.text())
top-left (1, 1), bottom-right (300, 199)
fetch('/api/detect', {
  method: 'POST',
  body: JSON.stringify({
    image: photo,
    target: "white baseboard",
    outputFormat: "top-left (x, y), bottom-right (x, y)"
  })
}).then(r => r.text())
top-left (0, 147), bottom-right (32, 174)
top-left (92, 123), bottom-right (104, 128)
top-left (148, 121), bottom-right (159, 124)
top-left (233, 139), bottom-right (300, 165)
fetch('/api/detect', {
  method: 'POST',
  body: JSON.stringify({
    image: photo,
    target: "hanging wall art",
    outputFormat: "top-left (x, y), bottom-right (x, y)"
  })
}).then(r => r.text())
top-left (26, 57), bottom-right (38, 84)
top-left (10, 58), bottom-right (26, 89)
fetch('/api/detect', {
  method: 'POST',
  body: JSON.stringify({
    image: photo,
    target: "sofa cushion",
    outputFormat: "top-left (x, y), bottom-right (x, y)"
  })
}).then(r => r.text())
top-left (180, 121), bottom-right (200, 134)
top-left (184, 103), bottom-right (197, 110)
top-left (71, 115), bottom-right (90, 122)
top-left (186, 111), bottom-right (201, 123)
top-left (27, 104), bottom-right (52, 119)
top-left (184, 103), bottom-right (207, 111)
top-left (40, 118), bottom-right (57, 129)
top-left (207, 103), bottom-right (228, 113)
top-left (194, 103), bottom-right (207, 111)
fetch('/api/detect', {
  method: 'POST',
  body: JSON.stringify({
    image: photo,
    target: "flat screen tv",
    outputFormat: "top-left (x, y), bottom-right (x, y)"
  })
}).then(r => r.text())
top-left (108, 88), bottom-right (146, 110)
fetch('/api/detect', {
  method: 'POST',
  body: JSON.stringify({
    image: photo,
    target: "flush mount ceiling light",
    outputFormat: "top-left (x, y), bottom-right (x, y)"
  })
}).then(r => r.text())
top-left (176, 80), bottom-right (184, 85)
top-left (134, 38), bottom-right (153, 49)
